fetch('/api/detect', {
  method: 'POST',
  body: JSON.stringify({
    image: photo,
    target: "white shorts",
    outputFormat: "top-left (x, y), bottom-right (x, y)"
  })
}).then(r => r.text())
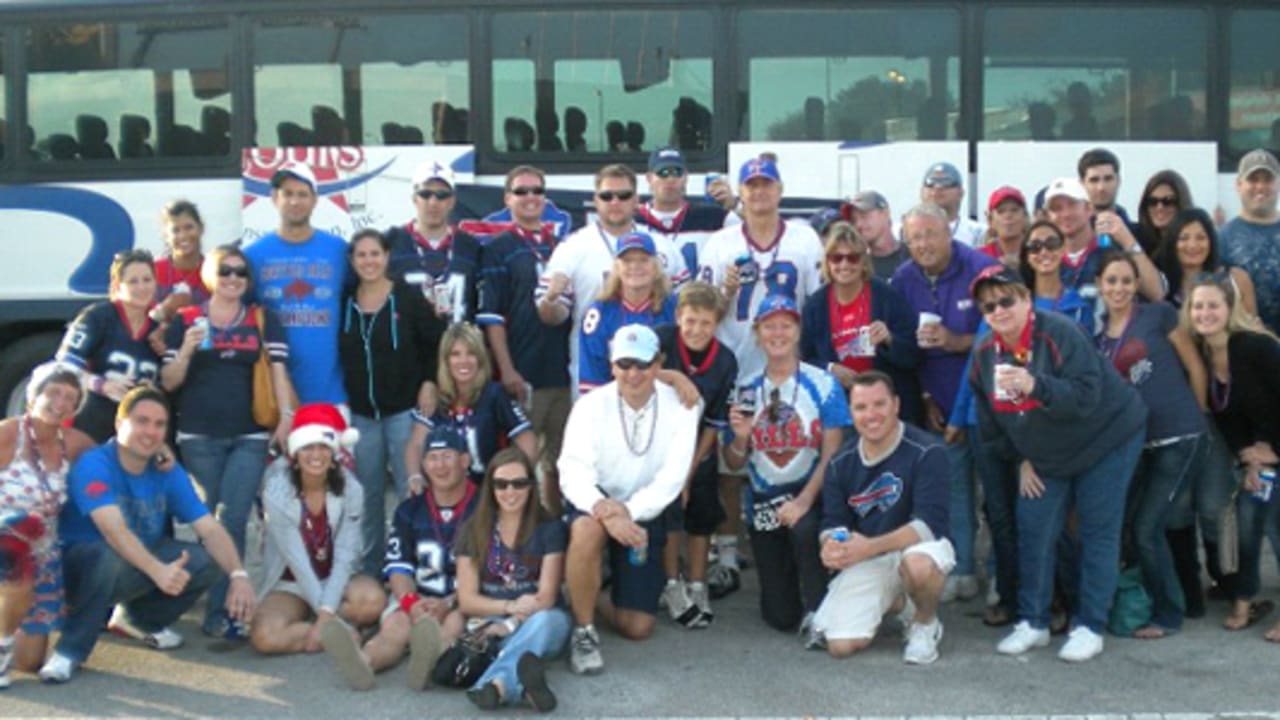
top-left (813, 538), bottom-right (955, 641)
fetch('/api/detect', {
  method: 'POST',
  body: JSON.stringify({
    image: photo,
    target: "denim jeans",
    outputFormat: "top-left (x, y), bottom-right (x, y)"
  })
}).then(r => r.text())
top-left (1168, 422), bottom-right (1236, 584)
top-left (352, 409), bottom-right (414, 575)
top-left (1015, 432), bottom-right (1143, 633)
top-left (1130, 434), bottom-right (1205, 630)
top-left (972, 431), bottom-right (1018, 612)
top-left (472, 608), bottom-right (570, 704)
top-left (946, 436), bottom-right (977, 576)
top-left (57, 538), bottom-right (222, 663)
top-left (178, 434), bottom-right (268, 631)
top-left (1231, 467), bottom-right (1280, 600)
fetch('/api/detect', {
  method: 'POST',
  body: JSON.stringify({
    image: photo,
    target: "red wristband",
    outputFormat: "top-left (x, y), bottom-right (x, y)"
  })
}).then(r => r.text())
top-left (398, 593), bottom-right (420, 614)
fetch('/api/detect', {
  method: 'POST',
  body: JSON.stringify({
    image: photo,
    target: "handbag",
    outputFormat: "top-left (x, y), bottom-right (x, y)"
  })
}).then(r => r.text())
top-left (431, 624), bottom-right (501, 688)
top-left (1218, 489), bottom-right (1240, 575)
top-left (251, 306), bottom-right (283, 428)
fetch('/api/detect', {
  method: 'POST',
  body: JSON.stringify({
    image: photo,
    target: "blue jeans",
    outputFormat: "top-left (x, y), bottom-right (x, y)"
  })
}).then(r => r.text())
top-left (946, 436), bottom-right (976, 576)
top-left (1168, 422), bottom-right (1236, 583)
top-left (1015, 432), bottom-right (1143, 633)
top-left (178, 434), bottom-right (268, 630)
top-left (352, 410), bottom-right (414, 575)
top-left (57, 538), bottom-right (222, 663)
top-left (972, 432), bottom-right (1018, 612)
top-left (1130, 435), bottom-right (1204, 630)
top-left (1232, 468), bottom-right (1280, 600)
top-left (473, 608), bottom-right (570, 704)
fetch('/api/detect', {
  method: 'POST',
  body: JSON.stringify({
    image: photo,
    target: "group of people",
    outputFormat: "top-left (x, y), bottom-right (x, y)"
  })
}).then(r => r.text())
top-left (2, 140), bottom-right (1279, 707)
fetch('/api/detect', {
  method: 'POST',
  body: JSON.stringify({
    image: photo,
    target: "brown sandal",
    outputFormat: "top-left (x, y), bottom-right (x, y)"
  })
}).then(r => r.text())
top-left (1224, 600), bottom-right (1274, 631)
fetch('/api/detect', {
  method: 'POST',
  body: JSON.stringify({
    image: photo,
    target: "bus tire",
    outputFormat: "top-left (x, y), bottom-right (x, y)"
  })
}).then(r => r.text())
top-left (0, 332), bottom-right (63, 416)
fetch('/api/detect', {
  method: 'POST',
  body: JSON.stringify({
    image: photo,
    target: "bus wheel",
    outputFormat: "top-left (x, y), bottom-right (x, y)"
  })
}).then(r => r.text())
top-left (0, 332), bottom-right (63, 417)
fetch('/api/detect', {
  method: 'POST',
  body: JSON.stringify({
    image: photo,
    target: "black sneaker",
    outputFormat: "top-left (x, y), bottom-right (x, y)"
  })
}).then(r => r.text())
top-left (466, 682), bottom-right (501, 710)
top-left (518, 653), bottom-right (556, 713)
top-left (707, 563), bottom-right (741, 600)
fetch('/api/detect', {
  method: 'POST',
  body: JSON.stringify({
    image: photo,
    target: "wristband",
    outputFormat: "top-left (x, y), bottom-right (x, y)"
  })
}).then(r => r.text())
top-left (399, 592), bottom-right (421, 614)
top-left (229, 569), bottom-right (250, 581)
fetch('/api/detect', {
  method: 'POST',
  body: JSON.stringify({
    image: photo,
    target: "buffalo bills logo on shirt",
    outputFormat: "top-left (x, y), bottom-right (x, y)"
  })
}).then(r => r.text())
top-left (1113, 338), bottom-right (1152, 386)
top-left (85, 480), bottom-right (110, 498)
top-left (848, 473), bottom-right (904, 517)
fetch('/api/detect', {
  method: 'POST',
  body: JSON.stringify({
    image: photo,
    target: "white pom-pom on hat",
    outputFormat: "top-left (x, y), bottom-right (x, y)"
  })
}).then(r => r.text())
top-left (287, 403), bottom-right (360, 457)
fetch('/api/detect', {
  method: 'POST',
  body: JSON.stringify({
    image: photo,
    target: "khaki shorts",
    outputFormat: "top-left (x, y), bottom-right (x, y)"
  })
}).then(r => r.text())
top-left (813, 538), bottom-right (955, 641)
top-left (529, 387), bottom-right (571, 471)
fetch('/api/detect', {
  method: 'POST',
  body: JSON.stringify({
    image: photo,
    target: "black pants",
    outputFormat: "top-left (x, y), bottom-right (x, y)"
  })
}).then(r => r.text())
top-left (748, 506), bottom-right (826, 632)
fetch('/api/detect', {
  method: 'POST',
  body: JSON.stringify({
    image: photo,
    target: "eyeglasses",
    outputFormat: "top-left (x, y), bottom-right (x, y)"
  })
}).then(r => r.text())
top-left (1144, 195), bottom-right (1179, 208)
top-left (416, 188), bottom-right (455, 201)
top-left (614, 358), bottom-right (655, 371)
top-left (654, 167), bottom-right (685, 179)
top-left (979, 295), bottom-right (1019, 314)
top-left (509, 186), bottom-right (545, 197)
top-left (492, 478), bottom-right (534, 491)
top-left (218, 265), bottom-right (250, 278)
top-left (1025, 236), bottom-right (1064, 254)
top-left (596, 190), bottom-right (636, 203)
top-left (826, 252), bottom-right (863, 266)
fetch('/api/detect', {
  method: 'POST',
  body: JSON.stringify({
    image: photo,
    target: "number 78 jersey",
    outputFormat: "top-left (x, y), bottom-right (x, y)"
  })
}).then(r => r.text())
top-left (697, 221), bottom-right (823, 383)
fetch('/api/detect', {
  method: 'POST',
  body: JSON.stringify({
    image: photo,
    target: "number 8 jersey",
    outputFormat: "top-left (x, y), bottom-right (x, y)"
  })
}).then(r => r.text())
top-left (383, 483), bottom-right (479, 597)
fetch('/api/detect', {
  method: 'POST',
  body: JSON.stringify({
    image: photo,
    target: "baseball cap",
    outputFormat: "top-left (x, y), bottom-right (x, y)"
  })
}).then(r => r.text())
top-left (412, 160), bottom-right (456, 189)
top-left (610, 324), bottom-right (660, 364)
top-left (648, 146), bottom-right (686, 172)
top-left (922, 162), bottom-right (962, 188)
top-left (1033, 185), bottom-right (1049, 213)
top-left (970, 264), bottom-right (1025, 298)
top-left (739, 157), bottom-right (782, 185)
top-left (1237, 149), bottom-right (1280, 179)
top-left (987, 186), bottom-right (1027, 213)
top-left (839, 190), bottom-right (888, 221)
top-left (1044, 177), bottom-right (1089, 204)
top-left (809, 207), bottom-right (842, 237)
top-left (754, 294), bottom-right (801, 325)
top-left (615, 231), bottom-right (657, 257)
top-left (271, 162), bottom-right (318, 194)
top-left (425, 424), bottom-right (467, 453)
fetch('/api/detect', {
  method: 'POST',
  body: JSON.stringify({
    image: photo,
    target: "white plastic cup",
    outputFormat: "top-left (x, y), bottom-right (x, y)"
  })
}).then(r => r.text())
top-left (994, 362), bottom-right (1015, 400)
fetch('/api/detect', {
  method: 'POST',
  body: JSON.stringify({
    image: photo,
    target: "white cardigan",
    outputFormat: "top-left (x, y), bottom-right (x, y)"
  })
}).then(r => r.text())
top-left (257, 458), bottom-right (364, 614)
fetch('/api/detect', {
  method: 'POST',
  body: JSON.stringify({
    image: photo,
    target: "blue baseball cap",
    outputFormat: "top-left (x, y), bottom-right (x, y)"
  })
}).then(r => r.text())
top-left (809, 207), bottom-right (842, 237)
top-left (648, 146), bottom-right (686, 172)
top-left (610, 324), bottom-right (660, 364)
top-left (922, 162), bottom-right (962, 188)
top-left (425, 425), bottom-right (467, 453)
top-left (754, 294), bottom-right (801, 325)
top-left (739, 157), bottom-right (781, 185)
top-left (615, 231), bottom-right (657, 257)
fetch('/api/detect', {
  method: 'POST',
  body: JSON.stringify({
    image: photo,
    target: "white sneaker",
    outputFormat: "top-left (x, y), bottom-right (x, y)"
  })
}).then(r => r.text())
top-left (38, 652), bottom-right (76, 684)
top-left (1058, 626), bottom-right (1105, 662)
top-left (569, 625), bottom-right (604, 675)
top-left (107, 605), bottom-right (184, 650)
top-left (687, 581), bottom-right (713, 628)
top-left (662, 580), bottom-right (699, 627)
top-left (996, 621), bottom-right (1050, 655)
top-left (903, 619), bottom-right (943, 665)
top-left (941, 574), bottom-right (979, 603)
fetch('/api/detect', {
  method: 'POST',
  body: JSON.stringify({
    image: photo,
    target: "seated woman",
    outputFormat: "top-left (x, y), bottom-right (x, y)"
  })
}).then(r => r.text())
top-left (0, 365), bottom-right (95, 688)
top-left (250, 405), bottom-right (385, 657)
top-left (456, 447), bottom-right (568, 712)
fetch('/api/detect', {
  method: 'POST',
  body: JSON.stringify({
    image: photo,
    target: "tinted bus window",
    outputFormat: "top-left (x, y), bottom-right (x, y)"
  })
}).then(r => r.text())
top-left (1228, 9), bottom-right (1280, 160)
top-left (983, 7), bottom-right (1207, 142)
top-left (0, 34), bottom-right (6, 161)
top-left (737, 8), bottom-right (959, 142)
top-left (26, 20), bottom-right (231, 160)
top-left (253, 14), bottom-right (469, 147)
top-left (492, 10), bottom-right (714, 154)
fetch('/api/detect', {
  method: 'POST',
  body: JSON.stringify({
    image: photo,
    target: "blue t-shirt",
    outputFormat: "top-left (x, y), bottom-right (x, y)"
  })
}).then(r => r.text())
top-left (1220, 217), bottom-right (1280, 333)
top-left (243, 229), bottom-right (349, 404)
top-left (61, 441), bottom-right (209, 546)
top-left (411, 382), bottom-right (533, 480)
top-left (458, 517), bottom-right (567, 601)
top-left (577, 295), bottom-right (677, 394)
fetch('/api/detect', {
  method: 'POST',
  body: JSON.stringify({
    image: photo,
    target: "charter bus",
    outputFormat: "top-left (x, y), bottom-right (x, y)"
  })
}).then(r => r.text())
top-left (0, 0), bottom-right (1277, 411)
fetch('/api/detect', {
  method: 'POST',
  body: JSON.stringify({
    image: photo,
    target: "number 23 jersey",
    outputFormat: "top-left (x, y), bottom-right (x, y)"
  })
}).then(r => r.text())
top-left (383, 484), bottom-right (479, 597)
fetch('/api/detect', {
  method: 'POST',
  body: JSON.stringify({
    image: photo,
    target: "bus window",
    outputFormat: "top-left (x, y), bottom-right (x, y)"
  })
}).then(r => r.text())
top-left (736, 8), bottom-right (959, 143)
top-left (983, 7), bottom-right (1207, 142)
top-left (1228, 9), bottom-right (1280, 162)
top-left (491, 10), bottom-right (714, 154)
top-left (25, 20), bottom-right (231, 160)
top-left (0, 33), bottom-right (6, 162)
top-left (252, 14), bottom-right (469, 147)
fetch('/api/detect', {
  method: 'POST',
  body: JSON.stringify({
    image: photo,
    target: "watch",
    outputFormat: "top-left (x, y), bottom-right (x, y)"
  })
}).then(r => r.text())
top-left (1128, 244), bottom-right (1144, 255)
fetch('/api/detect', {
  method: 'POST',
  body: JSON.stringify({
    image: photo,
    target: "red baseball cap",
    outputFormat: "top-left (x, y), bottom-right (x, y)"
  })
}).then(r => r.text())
top-left (987, 186), bottom-right (1026, 213)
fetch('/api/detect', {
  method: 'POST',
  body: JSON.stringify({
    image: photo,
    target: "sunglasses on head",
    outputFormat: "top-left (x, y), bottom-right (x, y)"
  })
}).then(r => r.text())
top-left (1144, 196), bottom-right (1178, 208)
top-left (113, 249), bottom-right (154, 263)
top-left (597, 190), bottom-right (636, 203)
top-left (654, 167), bottom-right (685, 179)
top-left (1025, 236), bottom-right (1064, 254)
top-left (615, 357), bottom-right (655, 371)
top-left (979, 295), bottom-right (1019, 314)
top-left (826, 251), bottom-right (863, 266)
top-left (510, 185), bottom-right (545, 197)
top-left (416, 188), bottom-right (454, 201)
top-left (492, 478), bottom-right (534, 491)
top-left (218, 265), bottom-right (250, 278)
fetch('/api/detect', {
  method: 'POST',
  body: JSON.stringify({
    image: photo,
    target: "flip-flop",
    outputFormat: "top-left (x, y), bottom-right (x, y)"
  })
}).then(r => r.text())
top-left (1265, 621), bottom-right (1280, 643)
top-left (1133, 624), bottom-right (1179, 639)
top-left (1224, 599), bottom-right (1274, 631)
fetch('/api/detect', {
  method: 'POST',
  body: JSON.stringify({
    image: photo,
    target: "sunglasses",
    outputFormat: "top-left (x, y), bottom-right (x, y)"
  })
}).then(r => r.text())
top-left (654, 167), bottom-right (685, 179)
top-left (1025, 236), bottom-right (1064, 254)
top-left (597, 190), bottom-right (636, 203)
top-left (826, 252), bottom-right (863, 266)
top-left (510, 186), bottom-right (545, 197)
top-left (615, 358), bottom-right (655, 371)
top-left (979, 295), bottom-right (1019, 314)
top-left (492, 478), bottom-right (534, 491)
top-left (1144, 196), bottom-right (1178, 208)
top-left (416, 188), bottom-right (455, 201)
top-left (218, 265), bottom-right (250, 278)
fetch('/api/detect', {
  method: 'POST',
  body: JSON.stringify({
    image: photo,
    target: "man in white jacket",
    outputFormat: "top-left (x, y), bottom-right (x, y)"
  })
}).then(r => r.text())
top-left (558, 324), bottom-right (700, 676)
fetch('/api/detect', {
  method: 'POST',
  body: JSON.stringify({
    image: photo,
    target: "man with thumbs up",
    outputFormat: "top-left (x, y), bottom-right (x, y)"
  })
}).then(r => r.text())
top-left (40, 387), bottom-right (257, 683)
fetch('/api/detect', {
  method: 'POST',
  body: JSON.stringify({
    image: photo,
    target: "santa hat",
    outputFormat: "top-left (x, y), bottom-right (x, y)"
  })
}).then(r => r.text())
top-left (287, 403), bottom-right (359, 457)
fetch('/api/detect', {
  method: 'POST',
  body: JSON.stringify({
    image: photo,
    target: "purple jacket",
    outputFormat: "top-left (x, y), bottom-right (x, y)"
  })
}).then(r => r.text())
top-left (891, 242), bottom-right (997, 417)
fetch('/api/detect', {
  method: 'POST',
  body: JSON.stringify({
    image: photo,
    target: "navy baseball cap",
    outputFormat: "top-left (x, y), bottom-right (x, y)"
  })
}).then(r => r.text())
top-left (970, 264), bottom-right (1025, 298)
top-left (739, 157), bottom-right (781, 185)
top-left (615, 231), bottom-right (657, 257)
top-left (922, 162), bottom-right (962, 188)
top-left (809, 207), bottom-right (842, 237)
top-left (648, 146), bottom-right (686, 172)
top-left (425, 425), bottom-right (467, 453)
top-left (754, 294), bottom-right (801, 325)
